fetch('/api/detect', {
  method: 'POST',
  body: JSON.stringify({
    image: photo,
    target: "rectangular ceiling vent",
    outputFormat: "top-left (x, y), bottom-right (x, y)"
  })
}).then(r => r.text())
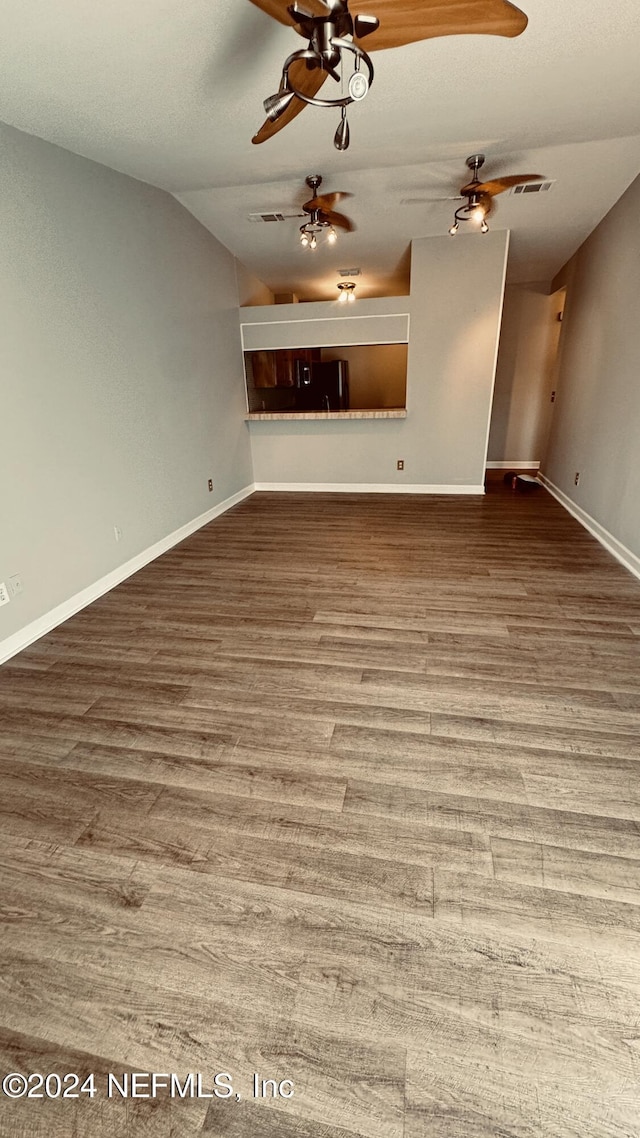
top-left (510, 180), bottom-right (556, 196)
top-left (248, 211), bottom-right (305, 222)
top-left (338, 267), bottom-right (361, 277)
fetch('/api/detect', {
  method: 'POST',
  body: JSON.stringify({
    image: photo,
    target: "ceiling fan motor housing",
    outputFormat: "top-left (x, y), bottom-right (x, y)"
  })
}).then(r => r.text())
top-left (313, 18), bottom-right (341, 68)
top-left (466, 153), bottom-right (486, 175)
top-left (305, 174), bottom-right (322, 196)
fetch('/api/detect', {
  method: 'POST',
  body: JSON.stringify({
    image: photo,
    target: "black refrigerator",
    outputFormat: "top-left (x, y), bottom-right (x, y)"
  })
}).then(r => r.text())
top-left (295, 359), bottom-right (349, 411)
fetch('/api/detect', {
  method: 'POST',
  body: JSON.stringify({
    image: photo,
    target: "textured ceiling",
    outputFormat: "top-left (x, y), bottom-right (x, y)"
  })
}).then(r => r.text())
top-left (1, 0), bottom-right (639, 296)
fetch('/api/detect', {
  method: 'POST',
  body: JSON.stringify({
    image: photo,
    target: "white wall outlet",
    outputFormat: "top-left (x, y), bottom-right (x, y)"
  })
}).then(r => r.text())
top-left (208, 479), bottom-right (214, 492)
top-left (114, 525), bottom-right (123, 542)
top-left (8, 573), bottom-right (23, 596)
top-left (397, 460), bottom-right (405, 471)
top-left (574, 472), bottom-right (580, 486)
top-left (0, 582), bottom-right (10, 607)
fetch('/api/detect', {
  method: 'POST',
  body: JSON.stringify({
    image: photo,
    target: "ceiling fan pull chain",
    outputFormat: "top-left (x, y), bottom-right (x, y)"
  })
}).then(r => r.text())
top-left (334, 105), bottom-right (350, 151)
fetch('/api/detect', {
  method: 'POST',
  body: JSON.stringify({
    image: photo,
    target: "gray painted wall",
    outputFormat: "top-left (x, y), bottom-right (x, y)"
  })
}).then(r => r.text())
top-left (488, 283), bottom-right (562, 465)
top-left (0, 122), bottom-right (253, 645)
top-left (543, 173), bottom-right (640, 560)
top-left (248, 231), bottom-right (509, 489)
top-left (240, 305), bottom-right (410, 351)
top-left (235, 261), bottom-right (274, 307)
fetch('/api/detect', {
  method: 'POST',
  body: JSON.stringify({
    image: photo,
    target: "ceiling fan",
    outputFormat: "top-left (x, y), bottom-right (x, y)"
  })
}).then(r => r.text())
top-left (299, 173), bottom-right (354, 248)
top-left (450, 154), bottom-right (545, 233)
top-left (405, 154), bottom-right (545, 234)
top-left (248, 0), bottom-right (529, 150)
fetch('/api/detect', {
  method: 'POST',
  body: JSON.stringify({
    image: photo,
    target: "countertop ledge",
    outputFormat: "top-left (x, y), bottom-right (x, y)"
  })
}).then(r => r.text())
top-left (245, 409), bottom-right (407, 421)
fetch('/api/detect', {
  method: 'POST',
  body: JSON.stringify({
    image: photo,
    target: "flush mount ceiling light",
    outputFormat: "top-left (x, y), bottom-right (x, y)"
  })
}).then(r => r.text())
top-left (448, 154), bottom-right (545, 236)
top-left (299, 174), bottom-right (355, 250)
top-left (337, 281), bottom-right (357, 303)
top-left (249, 0), bottom-right (530, 152)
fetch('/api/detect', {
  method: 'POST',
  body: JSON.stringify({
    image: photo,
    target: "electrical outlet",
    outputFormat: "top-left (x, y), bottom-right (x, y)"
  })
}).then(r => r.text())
top-left (114, 525), bottom-right (123, 542)
top-left (550, 390), bottom-right (556, 403)
top-left (8, 573), bottom-right (23, 596)
top-left (0, 582), bottom-right (10, 607)
top-left (574, 472), bottom-right (580, 486)
top-left (208, 479), bottom-right (214, 492)
top-left (397, 460), bottom-right (405, 471)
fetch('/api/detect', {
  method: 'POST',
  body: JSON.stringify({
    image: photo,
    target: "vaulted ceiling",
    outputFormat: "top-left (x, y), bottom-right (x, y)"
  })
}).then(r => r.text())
top-left (1, 0), bottom-right (639, 299)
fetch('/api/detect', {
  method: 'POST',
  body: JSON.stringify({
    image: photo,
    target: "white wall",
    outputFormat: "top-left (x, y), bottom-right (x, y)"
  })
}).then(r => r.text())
top-left (541, 172), bottom-right (640, 568)
top-left (247, 231), bottom-right (509, 490)
top-left (0, 122), bottom-right (253, 652)
top-left (487, 282), bottom-right (562, 466)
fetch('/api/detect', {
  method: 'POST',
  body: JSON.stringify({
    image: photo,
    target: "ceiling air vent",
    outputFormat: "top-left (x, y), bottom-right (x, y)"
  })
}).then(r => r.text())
top-left (248, 211), bottom-right (305, 222)
top-left (510, 180), bottom-right (555, 196)
top-left (338, 267), bottom-right (361, 277)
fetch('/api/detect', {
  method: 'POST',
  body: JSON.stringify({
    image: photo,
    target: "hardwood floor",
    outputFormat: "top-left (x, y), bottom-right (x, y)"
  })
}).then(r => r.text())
top-left (1, 479), bottom-right (640, 1137)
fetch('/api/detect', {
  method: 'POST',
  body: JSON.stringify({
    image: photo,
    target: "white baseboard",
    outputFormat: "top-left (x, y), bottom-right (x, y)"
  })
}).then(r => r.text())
top-left (486, 461), bottom-right (540, 470)
top-left (254, 482), bottom-right (485, 495)
top-left (0, 484), bottom-right (255, 666)
top-left (538, 473), bottom-right (640, 582)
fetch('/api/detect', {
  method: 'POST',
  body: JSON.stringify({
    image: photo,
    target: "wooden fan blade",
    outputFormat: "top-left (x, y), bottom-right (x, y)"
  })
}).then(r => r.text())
top-left (352, 0), bottom-right (528, 51)
top-left (303, 191), bottom-right (353, 213)
top-left (248, 0), bottom-right (330, 26)
top-left (481, 193), bottom-right (495, 217)
top-left (471, 174), bottom-right (545, 196)
top-left (252, 62), bottom-right (329, 144)
top-left (402, 195), bottom-right (464, 203)
top-left (321, 209), bottom-right (355, 232)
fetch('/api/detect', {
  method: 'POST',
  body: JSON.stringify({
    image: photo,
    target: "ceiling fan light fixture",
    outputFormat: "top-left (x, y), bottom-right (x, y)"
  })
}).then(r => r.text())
top-left (256, 32), bottom-right (374, 148)
top-left (300, 220), bottom-right (336, 250)
top-left (450, 200), bottom-right (487, 233)
top-left (263, 87), bottom-right (295, 122)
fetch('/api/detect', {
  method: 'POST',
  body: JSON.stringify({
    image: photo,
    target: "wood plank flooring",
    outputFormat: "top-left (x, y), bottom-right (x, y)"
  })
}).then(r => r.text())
top-left (1, 478), bottom-right (640, 1137)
